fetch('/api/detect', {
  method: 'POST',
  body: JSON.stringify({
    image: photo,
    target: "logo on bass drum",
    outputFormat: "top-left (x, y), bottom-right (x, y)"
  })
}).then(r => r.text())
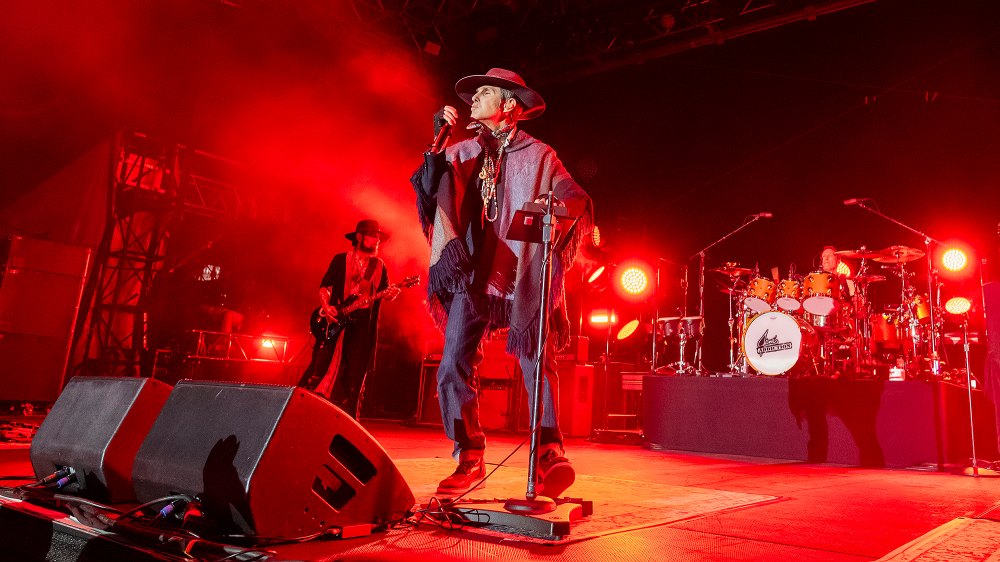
top-left (756, 330), bottom-right (793, 355)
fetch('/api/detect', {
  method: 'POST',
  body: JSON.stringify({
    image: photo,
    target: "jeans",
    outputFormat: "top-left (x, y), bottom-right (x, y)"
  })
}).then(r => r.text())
top-left (437, 291), bottom-right (562, 457)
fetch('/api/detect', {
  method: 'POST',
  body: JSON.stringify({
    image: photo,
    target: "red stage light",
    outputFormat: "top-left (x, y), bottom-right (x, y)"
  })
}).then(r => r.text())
top-left (620, 268), bottom-right (648, 294)
top-left (588, 265), bottom-right (606, 284)
top-left (616, 319), bottom-right (640, 340)
top-left (592, 225), bottom-right (603, 248)
top-left (614, 260), bottom-right (653, 301)
top-left (589, 308), bottom-right (617, 327)
top-left (941, 248), bottom-right (968, 272)
top-left (944, 297), bottom-right (972, 315)
top-left (261, 338), bottom-right (274, 348)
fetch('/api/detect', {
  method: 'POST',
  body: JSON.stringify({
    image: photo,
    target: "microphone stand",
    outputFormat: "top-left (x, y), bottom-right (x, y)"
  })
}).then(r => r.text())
top-left (690, 215), bottom-right (769, 373)
top-left (510, 187), bottom-right (558, 512)
top-left (852, 201), bottom-right (944, 375)
top-left (445, 190), bottom-right (590, 536)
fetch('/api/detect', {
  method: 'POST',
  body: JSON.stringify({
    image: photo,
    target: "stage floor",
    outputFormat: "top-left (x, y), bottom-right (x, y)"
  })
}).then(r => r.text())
top-left (3, 422), bottom-right (1000, 561)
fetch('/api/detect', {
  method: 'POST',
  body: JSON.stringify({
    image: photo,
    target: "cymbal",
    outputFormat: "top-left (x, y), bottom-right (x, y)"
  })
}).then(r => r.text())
top-left (710, 263), bottom-right (752, 277)
top-left (852, 273), bottom-right (886, 283)
top-left (835, 248), bottom-right (886, 259)
top-left (873, 245), bottom-right (925, 264)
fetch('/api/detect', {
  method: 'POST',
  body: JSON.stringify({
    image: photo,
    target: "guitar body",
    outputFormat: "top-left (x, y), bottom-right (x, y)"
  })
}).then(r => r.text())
top-left (307, 276), bottom-right (420, 342)
top-left (310, 296), bottom-right (367, 341)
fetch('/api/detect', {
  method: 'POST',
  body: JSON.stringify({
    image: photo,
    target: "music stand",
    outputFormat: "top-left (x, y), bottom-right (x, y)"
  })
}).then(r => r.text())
top-left (443, 195), bottom-right (590, 537)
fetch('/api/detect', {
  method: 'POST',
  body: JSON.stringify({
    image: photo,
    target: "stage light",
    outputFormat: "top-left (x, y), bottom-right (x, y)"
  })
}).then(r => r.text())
top-left (616, 319), bottom-right (640, 340)
top-left (944, 297), bottom-right (972, 315)
top-left (588, 265), bottom-right (606, 284)
top-left (941, 248), bottom-right (968, 272)
top-left (589, 308), bottom-right (617, 327)
top-left (613, 260), bottom-right (653, 302)
top-left (837, 261), bottom-right (851, 277)
top-left (592, 225), bottom-right (603, 248)
top-left (620, 267), bottom-right (648, 294)
top-left (261, 338), bottom-right (274, 348)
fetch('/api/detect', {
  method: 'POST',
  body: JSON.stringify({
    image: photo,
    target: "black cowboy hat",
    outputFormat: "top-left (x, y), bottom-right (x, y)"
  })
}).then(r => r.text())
top-left (345, 219), bottom-right (389, 242)
top-left (455, 68), bottom-right (546, 120)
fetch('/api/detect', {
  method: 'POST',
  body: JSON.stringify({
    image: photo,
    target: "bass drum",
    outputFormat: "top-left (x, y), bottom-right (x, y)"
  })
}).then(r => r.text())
top-left (743, 311), bottom-right (818, 376)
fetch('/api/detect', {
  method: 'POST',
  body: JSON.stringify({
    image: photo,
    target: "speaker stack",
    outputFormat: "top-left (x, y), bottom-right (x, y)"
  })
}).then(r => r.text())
top-left (29, 377), bottom-right (415, 538)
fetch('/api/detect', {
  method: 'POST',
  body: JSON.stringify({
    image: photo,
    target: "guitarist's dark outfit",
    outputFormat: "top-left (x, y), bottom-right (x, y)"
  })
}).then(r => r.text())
top-left (298, 252), bottom-right (388, 418)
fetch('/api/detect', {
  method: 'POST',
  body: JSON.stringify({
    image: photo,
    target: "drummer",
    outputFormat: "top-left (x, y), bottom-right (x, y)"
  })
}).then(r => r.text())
top-left (820, 246), bottom-right (855, 297)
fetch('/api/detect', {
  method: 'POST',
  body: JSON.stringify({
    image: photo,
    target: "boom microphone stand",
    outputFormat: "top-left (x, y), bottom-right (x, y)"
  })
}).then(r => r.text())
top-left (849, 200), bottom-right (944, 375)
top-left (690, 214), bottom-right (772, 372)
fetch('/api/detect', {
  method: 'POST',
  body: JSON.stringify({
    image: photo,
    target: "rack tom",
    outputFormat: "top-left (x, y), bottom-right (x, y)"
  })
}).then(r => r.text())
top-left (802, 271), bottom-right (841, 316)
top-left (775, 279), bottom-right (802, 312)
top-left (744, 276), bottom-right (777, 313)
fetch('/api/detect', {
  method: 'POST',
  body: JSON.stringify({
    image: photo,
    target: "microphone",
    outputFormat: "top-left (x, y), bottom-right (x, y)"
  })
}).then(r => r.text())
top-left (430, 122), bottom-right (452, 153)
top-left (843, 198), bottom-right (866, 205)
top-left (755, 212), bottom-right (773, 218)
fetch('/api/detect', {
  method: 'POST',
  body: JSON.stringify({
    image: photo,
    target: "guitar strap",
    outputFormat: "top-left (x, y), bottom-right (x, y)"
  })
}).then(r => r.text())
top-left (343, 256), bottom-right (383, 307)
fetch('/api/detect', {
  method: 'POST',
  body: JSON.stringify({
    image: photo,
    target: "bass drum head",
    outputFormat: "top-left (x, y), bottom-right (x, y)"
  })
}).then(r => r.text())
top-left (743, 311), bottom-right (811, 376)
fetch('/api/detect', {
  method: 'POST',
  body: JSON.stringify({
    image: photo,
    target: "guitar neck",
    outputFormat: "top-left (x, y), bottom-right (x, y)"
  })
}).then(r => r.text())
top-left (339, 284), bottom-right (397, 315)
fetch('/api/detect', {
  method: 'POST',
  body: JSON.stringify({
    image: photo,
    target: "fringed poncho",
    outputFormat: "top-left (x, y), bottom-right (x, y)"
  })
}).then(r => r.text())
top-left (412, 128), bottom-right (593, 359)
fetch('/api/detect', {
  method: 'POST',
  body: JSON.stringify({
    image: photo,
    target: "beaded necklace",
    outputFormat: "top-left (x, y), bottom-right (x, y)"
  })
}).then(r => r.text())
top-left (478, 124), bottom-right (515, 222)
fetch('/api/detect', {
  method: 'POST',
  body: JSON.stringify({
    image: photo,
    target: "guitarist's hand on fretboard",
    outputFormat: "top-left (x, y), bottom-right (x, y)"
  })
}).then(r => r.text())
top-left (385, 286), bottom-right (402, 301)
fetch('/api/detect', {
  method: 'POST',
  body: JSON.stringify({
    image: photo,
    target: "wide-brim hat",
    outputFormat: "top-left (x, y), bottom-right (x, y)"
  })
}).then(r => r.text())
top-left (345, 219), bottom-right (389, 242)
top-left (455, 68), bottom-right (546, 120)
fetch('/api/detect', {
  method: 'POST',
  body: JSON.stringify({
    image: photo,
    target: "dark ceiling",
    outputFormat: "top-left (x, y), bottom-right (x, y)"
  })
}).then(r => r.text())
top-left (3, 0), bottom-right (999, 269)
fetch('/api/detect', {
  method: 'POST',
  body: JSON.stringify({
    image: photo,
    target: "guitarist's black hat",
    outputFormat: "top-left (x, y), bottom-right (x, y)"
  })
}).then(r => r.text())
top-left (345, 219), bottom-right (389, 243)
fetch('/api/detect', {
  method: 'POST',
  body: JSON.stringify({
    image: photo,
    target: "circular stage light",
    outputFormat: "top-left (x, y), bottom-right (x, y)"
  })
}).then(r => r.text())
top-left (941, 249), bottom-right (968, 272)
top-left (944, 297), bottom-right (971, 315)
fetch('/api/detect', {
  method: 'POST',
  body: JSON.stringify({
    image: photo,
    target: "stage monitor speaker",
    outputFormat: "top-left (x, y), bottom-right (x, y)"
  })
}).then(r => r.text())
top-left (132, 381), bottom-right (415, 538)
top-left (29, 376), bottom-right (172, 503)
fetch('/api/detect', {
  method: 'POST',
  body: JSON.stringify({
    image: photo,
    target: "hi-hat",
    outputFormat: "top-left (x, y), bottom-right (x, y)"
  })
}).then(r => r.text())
top-left (710, 263), bottom-right (752, 277)
top-left (835, 248), bottom-right (887, 260)
top-left (873, 245), bottom-right (925, 264)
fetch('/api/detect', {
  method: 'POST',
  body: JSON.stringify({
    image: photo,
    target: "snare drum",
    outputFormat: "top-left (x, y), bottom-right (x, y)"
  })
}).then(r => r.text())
top-left (802, 271), bottom-right (841, 316)
top-left (775, 279), bottom-right (802, 312)
top-left (742, 311), bottom-right (818, 376)
top-left (744, 276), bottom-right (777, 313)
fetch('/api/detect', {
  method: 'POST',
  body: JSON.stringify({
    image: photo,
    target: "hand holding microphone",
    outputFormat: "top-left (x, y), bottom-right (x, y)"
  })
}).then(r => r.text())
top-left (431, 105), bottom-right (458, 153)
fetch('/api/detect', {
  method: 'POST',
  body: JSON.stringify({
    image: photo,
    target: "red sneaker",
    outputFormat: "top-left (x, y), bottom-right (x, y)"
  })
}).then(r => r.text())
top-left (537, 448), bottom-right (575, 499)
top-left (437, 457), bottom-right (485, 494)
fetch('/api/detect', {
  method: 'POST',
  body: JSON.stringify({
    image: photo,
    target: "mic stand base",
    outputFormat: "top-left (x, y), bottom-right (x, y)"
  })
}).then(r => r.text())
top-left (443, 497), bottom-right (592, 539)
top-left (505, 495), bottom-right (557, 514)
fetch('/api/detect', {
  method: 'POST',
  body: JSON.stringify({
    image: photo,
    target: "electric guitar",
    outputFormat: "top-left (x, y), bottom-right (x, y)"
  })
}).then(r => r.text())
top-left (309, 275), bottom-right (420, 341)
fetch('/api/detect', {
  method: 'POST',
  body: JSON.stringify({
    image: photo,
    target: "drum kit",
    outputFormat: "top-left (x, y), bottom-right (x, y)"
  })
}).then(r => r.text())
top-left (658, 244), bottom-right (944, 378)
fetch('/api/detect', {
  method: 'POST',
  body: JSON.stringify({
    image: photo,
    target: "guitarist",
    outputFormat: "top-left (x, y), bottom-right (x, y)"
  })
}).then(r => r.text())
top-left (298, 219), bottom-right (399, 418)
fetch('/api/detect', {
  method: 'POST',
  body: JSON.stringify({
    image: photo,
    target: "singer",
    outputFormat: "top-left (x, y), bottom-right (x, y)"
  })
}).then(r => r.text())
top-left (411, 68), bottom-right (593, 496)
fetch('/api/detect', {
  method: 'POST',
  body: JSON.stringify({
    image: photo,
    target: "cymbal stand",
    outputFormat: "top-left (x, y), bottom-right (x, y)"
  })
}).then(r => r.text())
top-left (691, 215), bottom-right (768, 372)
top-left (726, 279), bottom-right (743, 373)
top-left (958, 310), bottom-right (982, 476)
top-left (854, 201), bottom-right (943, 374)
top-left (852, 259), bottom-right (873, 371)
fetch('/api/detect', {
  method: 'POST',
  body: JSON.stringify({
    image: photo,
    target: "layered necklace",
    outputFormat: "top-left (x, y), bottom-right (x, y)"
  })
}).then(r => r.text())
top-left (478, 124), bottom-right (515, 223)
